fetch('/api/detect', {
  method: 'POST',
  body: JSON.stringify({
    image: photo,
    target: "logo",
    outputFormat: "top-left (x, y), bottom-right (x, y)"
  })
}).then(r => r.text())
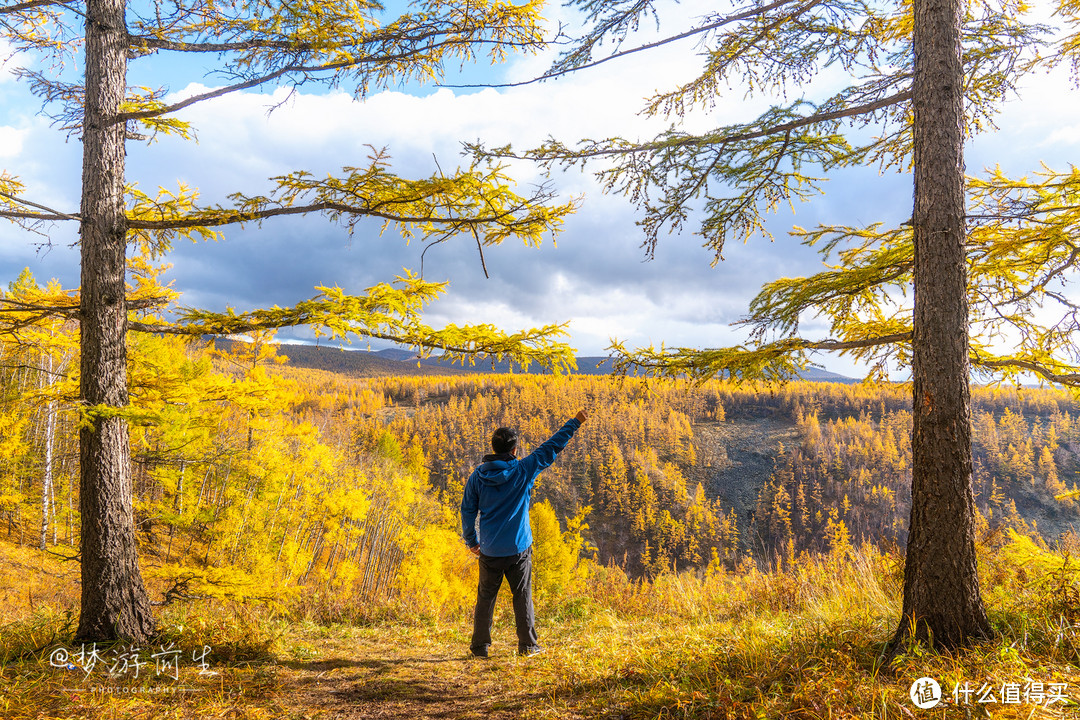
top-left (910, 677), bottom-right (942, 709)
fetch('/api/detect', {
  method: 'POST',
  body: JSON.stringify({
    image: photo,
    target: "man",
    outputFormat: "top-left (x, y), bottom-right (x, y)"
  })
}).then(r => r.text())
top-left (460, 410), bottom-right (588, 658)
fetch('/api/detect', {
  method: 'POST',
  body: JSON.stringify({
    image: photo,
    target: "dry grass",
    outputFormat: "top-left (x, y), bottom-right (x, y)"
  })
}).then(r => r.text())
top-left (3, 536), bottom-right (1080, 718)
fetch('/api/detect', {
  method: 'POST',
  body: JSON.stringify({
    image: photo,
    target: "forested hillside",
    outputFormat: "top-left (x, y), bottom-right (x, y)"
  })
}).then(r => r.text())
top-left (3, 305), bottom-right (1080, 615)
top-left (351, 375), bottom-right (1080, 573)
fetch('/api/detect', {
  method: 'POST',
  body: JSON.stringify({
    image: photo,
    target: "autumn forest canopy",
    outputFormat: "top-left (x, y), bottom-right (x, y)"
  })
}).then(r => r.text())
top-left (3, 317), bottom-right (1080, 612)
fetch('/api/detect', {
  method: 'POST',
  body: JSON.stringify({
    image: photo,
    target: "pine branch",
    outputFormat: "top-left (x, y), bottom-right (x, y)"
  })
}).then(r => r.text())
top-left (450, 0), bottom-right (807, 89)
top-left (974, 357), bottom-right (1080, 385)
top-left (798, 333), bottom-right (911, 352)
top-left (606, 331), bottom-right (912, 384)
top-left (119, 32), bottom-right (544, 121)
top-left (0, 298), bottom-right (168, 357)
top-left (127, 199), bottom-right (525, 230)
top-left (0, 298), bottom-right (78, 314)
top-left (530, 91), bottom-right (912, 163)
top-left (125, 160), bottom-right (571, 247)
top-left (129, 314), bottom-right (576, 371)
top-left (129, 23), bottom-right (535, 56)
top-left (0, 209), bottom-right (75, 221)
top-left (613, 332), bottom-right (1080, 386)
top-left (127, 37), bottom-right (296, 53)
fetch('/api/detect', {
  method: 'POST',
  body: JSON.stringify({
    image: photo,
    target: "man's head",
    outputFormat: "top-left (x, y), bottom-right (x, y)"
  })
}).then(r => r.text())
top-left (491, 427), bottom-right (517, 455)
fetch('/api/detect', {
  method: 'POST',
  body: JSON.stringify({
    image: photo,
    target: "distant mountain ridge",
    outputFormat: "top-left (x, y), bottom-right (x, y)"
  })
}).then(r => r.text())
top-left (259, 342), bottom-right (857, 382)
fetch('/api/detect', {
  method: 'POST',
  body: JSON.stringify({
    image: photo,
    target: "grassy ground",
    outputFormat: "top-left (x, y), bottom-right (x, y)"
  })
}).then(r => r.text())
top-left (4, 536), bottom-right (1080, 719)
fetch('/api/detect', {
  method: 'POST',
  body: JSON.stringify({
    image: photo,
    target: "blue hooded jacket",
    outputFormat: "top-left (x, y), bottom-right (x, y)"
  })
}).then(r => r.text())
top-left (460, 417), bottom-right (581, 557)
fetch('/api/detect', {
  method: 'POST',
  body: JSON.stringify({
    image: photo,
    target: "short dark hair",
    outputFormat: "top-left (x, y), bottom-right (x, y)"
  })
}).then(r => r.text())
top-left (491, 427), bottom-right (517, 454)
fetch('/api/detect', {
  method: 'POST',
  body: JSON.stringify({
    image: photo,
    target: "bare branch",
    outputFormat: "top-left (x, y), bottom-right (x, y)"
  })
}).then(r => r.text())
top-left (0, 0), bottom-right (74, 14)
top-left (0, 190), bottom-right (79, 220)
top-left (472, 227), bottom-right (490, 278)
top-left (0, 362), bottom-right (69, 379)
top-left (448, 0), bottom-right (807, 89)
top-left (116, 65), bottom-right (309, 123)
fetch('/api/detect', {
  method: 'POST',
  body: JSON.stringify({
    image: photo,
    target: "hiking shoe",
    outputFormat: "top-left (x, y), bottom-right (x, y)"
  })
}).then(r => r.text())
top-left (471, 645), bottom-right (490, 658)
top-left (518, 645), bottom-right (544, 657)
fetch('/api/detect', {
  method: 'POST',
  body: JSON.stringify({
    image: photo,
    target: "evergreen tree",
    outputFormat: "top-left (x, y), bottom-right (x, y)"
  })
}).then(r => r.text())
top-left (471, 0), bottom-right (1080, 649)
top-left (0, 0), bottom-right (576, 642)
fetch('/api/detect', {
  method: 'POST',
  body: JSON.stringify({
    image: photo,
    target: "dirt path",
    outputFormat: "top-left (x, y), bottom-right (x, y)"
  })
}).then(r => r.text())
top-left (279, 630), bottom-right (544, 720)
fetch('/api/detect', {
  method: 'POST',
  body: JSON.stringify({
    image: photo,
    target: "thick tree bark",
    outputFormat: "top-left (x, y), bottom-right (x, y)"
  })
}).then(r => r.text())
top-left (891, 0), bottom-right (992, 650)
top-left (75, 0), bottom-right (156, 643)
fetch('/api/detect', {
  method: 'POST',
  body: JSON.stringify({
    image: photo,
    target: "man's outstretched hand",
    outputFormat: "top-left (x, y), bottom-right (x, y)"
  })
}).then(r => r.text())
top-left (575, 409), bottom-right (588, 424)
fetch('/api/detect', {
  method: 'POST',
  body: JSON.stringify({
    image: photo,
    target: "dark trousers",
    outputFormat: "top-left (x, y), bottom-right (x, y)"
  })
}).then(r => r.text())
top-left (471, 547), bottom-right (538, 652)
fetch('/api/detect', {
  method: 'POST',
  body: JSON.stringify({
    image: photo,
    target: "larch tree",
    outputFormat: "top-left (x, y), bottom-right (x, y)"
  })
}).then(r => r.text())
top-left (473, 0), bottom-right (1080, 649)
top-left (0, 0), bottom-right (576, 642)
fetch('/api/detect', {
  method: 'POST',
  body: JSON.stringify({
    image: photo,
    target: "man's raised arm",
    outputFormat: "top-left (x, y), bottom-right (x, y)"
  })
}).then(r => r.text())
top-left (519, 409), bottom-right (588, 478)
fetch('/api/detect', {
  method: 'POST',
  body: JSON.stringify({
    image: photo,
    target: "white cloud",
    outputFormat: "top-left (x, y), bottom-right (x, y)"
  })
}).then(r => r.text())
top-left (968, 65), bottom-right (1080, 169)
top-left (4, 3), bottom-right (1080, 376)
top-left (1042, 125), bottom-right (1080, 146)
top-left (0, 126), bottom-right (26, 157)
top-left (111, 69), bottom-right (883, 365)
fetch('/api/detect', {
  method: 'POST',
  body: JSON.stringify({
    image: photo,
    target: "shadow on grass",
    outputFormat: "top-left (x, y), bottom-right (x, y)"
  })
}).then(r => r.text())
top-left (281, 654), bottom-right (538, 719)
top-left (281, 655), bottom-right (464, 672)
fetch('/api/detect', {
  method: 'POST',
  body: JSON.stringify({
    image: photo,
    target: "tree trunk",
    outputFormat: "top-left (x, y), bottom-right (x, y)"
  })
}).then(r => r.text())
top-left (891, 0), bottom-right (992, 650)
top-left (40, 349), bottom-right (55, 551)
top-left (75, 0), bottom-right (156, 643)
top-left (41, 396), bottom-right (55, 550)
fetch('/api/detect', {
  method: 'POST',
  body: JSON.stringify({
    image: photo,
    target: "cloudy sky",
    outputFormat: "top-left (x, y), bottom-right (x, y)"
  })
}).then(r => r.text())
top-left (1, 0), bottom-right (1078, 377)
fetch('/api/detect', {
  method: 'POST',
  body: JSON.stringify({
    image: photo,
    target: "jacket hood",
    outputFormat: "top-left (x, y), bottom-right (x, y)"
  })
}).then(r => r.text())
top-left (476, 453), bottom-right (517, 486)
